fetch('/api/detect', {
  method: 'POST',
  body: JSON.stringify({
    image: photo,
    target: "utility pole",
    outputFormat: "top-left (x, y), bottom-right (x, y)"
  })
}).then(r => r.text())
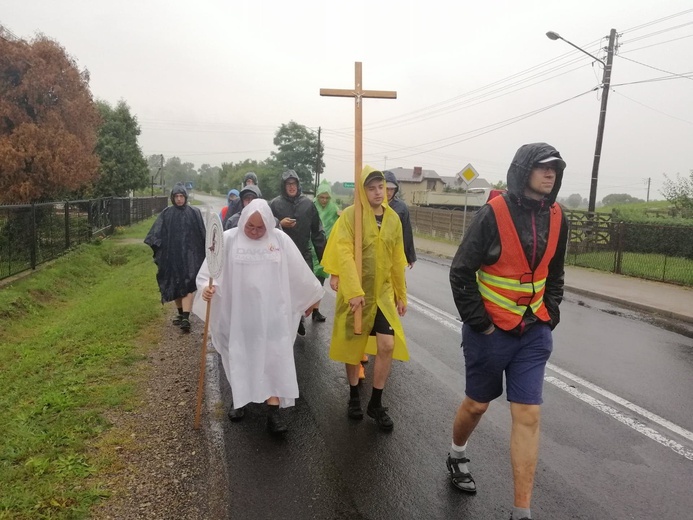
top-left (587, 28), bottom-right (618, 214)
top-left (646, 177), bottom-right (651, 202)
top-left (314, 126), bottom-right (322, 194)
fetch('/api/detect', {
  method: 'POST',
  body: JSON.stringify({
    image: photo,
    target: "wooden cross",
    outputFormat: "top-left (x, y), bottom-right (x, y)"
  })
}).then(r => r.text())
top-left (320, 62), bottom-right (396, 334)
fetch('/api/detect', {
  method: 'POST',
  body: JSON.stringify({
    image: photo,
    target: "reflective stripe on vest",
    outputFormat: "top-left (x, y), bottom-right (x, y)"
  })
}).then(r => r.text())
top-left (478, 196), bottom-right (562, 331)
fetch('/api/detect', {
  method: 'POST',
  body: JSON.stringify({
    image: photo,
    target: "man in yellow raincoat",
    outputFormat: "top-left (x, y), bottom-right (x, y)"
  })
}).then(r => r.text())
top-left (321, 166), bottom-right (408, 431)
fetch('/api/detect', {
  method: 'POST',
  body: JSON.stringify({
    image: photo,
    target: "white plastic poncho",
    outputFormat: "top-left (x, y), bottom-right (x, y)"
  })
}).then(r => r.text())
top-left (193, 199), bottom-right (324, 408)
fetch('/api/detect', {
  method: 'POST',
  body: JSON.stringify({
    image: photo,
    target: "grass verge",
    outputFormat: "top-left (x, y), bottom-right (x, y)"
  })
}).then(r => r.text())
top-left (0, 228), bottom-right (163, 519)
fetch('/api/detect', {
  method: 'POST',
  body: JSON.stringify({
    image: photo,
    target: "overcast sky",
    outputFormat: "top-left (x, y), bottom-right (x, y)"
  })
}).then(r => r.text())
top-left (4, 0), bottom-right (693, 201)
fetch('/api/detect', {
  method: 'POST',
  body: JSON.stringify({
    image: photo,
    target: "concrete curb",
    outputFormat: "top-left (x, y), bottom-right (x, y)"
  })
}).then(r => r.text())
top-left (564, 285), bottom-right (693, 325)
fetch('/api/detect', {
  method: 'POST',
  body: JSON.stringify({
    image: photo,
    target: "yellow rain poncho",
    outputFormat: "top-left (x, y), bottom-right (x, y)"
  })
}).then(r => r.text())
top-left (321, 165), bottom-right (409, 364)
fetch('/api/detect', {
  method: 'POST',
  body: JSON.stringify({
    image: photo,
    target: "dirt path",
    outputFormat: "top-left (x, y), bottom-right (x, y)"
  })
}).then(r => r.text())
top-left (89, 311), bottom-right (227, 519)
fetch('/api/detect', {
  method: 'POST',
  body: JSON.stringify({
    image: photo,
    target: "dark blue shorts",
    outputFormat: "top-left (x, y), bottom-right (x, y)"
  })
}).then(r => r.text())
top-left (461, 323), bottom-right (553, 405)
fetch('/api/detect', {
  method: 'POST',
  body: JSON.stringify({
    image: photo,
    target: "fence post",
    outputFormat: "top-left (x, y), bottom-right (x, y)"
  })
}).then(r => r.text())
top-left (30, 203), bottom-right (37, 269)
top-left (64, 202), bottom-right (70, 249)
top-left (614, 222), bottom-right (623, 274)
top-left (87, 202), bottom-right (93, 241)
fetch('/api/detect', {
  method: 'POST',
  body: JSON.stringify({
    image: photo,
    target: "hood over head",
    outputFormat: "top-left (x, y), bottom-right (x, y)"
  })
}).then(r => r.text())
top-left (506, 142), bottom-right (565, 205)
top-left (384, 170), bottom-right (399, 197)
top-left (242, 171), bottom-right (259, 186)
top-left (315, 179), bottom-right (333, 198)
top-left (239, 184), bottom-right (262, 201)
top-left (228, 189), bottom-right (239, 199)
top-left (170, 183), bottom-right (188, 205)
top-left (357, 165), bottom-right (387, 213)
top-left (237, 198), bottom-right (275, 236)
top-left (281, 169), bottom-right (302, 198)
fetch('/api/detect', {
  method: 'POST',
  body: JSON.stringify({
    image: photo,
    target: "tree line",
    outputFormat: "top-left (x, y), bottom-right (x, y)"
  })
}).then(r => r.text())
top-left (0, 28), bottom-right (328, 205)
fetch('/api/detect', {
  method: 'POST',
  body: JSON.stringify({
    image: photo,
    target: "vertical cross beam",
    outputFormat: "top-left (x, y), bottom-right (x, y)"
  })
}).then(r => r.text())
top-left (320, 62), bottom-right (396, 334)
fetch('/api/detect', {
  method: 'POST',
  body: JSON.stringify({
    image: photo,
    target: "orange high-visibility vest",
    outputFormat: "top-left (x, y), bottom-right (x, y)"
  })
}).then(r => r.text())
top-left (477, 196), bottom-right (562, 331)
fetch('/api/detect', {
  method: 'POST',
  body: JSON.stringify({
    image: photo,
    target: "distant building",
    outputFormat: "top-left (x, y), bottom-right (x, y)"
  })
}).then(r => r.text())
top-left (385, 166), bottom-right (446, 204)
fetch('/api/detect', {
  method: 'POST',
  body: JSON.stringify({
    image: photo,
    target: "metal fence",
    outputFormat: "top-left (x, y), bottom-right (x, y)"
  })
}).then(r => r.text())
top-left (410, 206), bottom-right (693, 286)
top-left (0, 196), bottom-right (167, 281)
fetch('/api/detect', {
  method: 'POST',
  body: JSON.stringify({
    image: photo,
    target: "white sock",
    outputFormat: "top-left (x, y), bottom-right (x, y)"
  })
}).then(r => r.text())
top-left (511, 506), bottom-right (531, 519)
top-left (451, 441), bottom-right (467, 458)
top-left (450, 442), bottom-right (469, 473)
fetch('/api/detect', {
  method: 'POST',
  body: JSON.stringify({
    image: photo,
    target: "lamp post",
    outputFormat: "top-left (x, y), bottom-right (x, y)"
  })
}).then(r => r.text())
top-left (547, 29), bottom-right (617, 214)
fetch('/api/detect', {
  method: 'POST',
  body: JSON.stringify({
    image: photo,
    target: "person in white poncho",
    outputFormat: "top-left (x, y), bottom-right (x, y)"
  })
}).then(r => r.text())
top-left (194, 199), bottom-right (324, 435)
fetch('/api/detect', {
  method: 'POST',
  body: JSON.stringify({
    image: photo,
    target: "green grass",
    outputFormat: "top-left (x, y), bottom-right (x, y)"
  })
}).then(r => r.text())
top-left (111, 216), bottom-right (158, 240)
top-left (0, 231), bottom-right (164, 518)
top-left (567, 250), bottom-right (693, 286)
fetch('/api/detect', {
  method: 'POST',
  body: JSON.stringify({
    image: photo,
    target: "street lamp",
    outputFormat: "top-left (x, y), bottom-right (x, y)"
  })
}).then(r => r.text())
top-left (546, 29), bottom-right (617, 214)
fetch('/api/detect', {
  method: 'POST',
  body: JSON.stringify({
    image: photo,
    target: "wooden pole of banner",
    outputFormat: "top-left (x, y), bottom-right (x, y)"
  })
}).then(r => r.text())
top-left (320, 62), bottom-right (396, 334)
top-left (194, 279), bottom-right (213, 430)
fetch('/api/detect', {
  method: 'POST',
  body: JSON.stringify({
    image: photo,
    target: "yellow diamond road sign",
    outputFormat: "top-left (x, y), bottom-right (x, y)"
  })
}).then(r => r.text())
top-left (459, 163), bottom-right (479, 185)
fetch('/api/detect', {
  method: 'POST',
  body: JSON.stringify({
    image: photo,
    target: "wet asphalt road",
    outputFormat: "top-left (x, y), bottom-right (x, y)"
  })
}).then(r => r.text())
top-left (194, 194), bottom-right (693, 519)
top-left (212, 254), bottom-right (693, 520)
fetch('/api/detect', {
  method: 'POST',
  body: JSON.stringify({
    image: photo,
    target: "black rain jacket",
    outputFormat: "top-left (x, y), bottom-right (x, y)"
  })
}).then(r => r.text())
top-left (269, 170), bottom-right (326, 269)
top-left (384, 170), bottom-right (417, 265)
top-left (144, 184), bottom-right (206, 303)
top-left (449, 143), bottom-right (569, 335)
top-left (225, 185), bottom-right (263, 230)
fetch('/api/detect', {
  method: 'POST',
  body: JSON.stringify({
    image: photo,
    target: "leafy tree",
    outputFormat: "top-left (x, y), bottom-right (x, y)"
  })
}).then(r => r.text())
top-left (491, 180), bottom-right (507, 190)
top-left (219, 158), bottom-right (283, 200)
top-left (601, 193), bottom-right (644, 206)
top-left (661, 171), bottom-right (693, 217)
top-left (0, 29), bottom-right (100, 203)
top-left (162, 156), bottom-right (197, 189)
top-left (197, 163), bottom-right (221, 193)
top-left (270, 121), bottom-right (323, 189)
top-left (93, 100), bottom-right (148, 196)
top-left (566, 193), bottom-right (583, 209)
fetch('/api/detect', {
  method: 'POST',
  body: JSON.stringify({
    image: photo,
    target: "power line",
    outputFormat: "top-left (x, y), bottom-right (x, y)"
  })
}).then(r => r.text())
top-left (383, 89), bottom-right (596, 162)
top-left (620, 20), bottom-right (693, 43)
top-left (621, 8), bottom-right (693, 34)
top-left (615, 55), bottom-right (693, 81)
top-left (620, 33), bottom-right (693, 54)
top-left (612, 91), bottom-right (693, 125)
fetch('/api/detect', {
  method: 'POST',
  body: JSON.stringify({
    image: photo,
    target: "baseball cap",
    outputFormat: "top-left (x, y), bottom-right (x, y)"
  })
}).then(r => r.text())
top-left (536, 156), bottom-right (566, 169)
top-left (365, 170), bottom-right (385, 185)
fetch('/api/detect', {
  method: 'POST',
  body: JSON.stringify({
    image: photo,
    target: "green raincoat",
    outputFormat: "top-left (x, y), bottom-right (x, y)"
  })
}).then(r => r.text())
top-left (311, 180), bottom-right (341, 279)
top-left (321, 165), bottom-right (409, 364)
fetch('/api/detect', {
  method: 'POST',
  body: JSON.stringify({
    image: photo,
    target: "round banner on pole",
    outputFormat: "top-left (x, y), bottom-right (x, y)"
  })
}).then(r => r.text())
top-left (205, 213), bottom-right (224, 280)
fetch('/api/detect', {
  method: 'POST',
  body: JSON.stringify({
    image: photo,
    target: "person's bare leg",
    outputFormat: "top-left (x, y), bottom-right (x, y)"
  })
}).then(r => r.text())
top-left (180, 292), bottom-right (195, 312)
top-left (346, 363), bottom-right (360, 386)
top-left (372, 333), bottom-right (394, 389)
top-left (510, 403), bottom-right (541, 510)
top-left (367, 334), bottom-right (395, 429)
top-left (452, 397), bottom-right (489, 446)
top-left (448, 397), bottom-right (489, 493)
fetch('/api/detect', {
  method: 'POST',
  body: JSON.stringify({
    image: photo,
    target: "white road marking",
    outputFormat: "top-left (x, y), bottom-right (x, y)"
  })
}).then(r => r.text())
top-left (546, 376), bottom-right (693, 461)
top-left (546, 362), bottom-right (693, 443)
top-left (408, 294), bottom-right (693, 460)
